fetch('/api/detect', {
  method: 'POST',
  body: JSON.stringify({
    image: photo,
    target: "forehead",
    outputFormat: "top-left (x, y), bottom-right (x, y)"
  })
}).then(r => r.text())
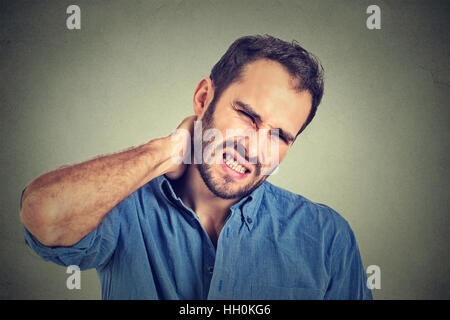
top-left (225, 59), bottom-right (312, 134)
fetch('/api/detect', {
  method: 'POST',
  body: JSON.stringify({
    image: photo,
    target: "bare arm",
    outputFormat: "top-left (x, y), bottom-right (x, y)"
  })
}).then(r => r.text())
top-left (20, 116), bottom-right (195, 247)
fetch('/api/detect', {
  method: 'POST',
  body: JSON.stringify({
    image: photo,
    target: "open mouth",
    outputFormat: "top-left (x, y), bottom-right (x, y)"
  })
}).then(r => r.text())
top-left (222, 153), bottom-right (251, 175)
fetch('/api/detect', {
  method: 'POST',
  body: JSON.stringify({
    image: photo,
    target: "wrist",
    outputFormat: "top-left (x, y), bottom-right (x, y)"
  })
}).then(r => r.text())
top-left (141, 137), bottom-right (176, 178)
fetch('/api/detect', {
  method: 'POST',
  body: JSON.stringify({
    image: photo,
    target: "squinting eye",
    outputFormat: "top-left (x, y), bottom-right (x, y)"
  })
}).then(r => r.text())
top-left (237, 110), bottom-right (255, 123)
top-left (271, 130), bottom-right (288, 143)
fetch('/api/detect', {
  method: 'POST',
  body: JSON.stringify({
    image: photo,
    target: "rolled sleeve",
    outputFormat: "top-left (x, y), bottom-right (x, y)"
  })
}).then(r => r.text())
top-left (24, 226), bottom-right (99, 269)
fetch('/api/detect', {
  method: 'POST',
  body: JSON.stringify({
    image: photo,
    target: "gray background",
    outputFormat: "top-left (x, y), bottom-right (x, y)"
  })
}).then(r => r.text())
top-left (1, 0), bottom-right (449, 299)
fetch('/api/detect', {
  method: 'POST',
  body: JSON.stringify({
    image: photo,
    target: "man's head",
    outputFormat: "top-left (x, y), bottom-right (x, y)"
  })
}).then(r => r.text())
top-left (192, 35), bottom-right (324, 199)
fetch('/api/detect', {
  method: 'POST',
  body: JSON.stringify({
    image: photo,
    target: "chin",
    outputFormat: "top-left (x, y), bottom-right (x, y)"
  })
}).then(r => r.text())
top-left (196, 163), bottom-right (264, 200)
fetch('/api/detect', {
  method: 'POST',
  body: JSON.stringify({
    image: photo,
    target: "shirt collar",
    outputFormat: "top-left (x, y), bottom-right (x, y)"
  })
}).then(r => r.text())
top-left (157, 174), bottom-right (200, 223)
top-left (157, 174), bottom-right (265, 230)
top-left (158, 174), bottom-right (181, 203)
top-left (229, 181), bottom-right (265, 231)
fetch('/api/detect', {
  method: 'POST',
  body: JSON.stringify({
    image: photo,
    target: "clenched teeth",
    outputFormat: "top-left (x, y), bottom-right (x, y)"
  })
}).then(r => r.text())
top-left (225, 158), bottom-right (247, 174)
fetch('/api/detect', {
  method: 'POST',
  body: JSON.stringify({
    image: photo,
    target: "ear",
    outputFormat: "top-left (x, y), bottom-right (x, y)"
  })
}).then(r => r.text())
top-left (193, 78), bottom-right (214, 119)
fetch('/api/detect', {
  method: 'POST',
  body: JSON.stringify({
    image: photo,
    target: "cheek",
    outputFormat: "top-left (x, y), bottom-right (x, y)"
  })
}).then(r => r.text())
top-left (276, 148), bottom-right (289, 164)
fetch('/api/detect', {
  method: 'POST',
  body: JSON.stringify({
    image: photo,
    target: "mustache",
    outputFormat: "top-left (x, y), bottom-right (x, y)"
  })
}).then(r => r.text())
top-left (221, 139), bottom-right (258, 164)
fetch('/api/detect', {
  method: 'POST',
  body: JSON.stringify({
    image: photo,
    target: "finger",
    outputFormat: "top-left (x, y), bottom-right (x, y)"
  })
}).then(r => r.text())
top-left (177, 115), bottom-right (197, 130)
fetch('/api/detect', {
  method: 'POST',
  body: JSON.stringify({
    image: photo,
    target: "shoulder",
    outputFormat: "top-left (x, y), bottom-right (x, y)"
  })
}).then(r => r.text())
top-left (124, 175), bottom-right (166, 206)
top-left (261, 181), bottom-right (353, 241)
top-left (108, 177), bottom-right (164, 223)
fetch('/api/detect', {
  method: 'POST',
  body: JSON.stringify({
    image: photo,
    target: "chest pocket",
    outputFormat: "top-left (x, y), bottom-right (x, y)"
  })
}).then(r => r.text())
top-left (250, 285), bottom-right (325, 300)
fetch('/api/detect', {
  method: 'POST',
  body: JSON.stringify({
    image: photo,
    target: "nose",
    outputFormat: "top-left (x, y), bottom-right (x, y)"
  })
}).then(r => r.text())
top-left (256, 128), bottom-right (281, 169)
top-left (236, 131), bottom-right (258, 165)
top-left (230, 127), bottom-right (280, 170)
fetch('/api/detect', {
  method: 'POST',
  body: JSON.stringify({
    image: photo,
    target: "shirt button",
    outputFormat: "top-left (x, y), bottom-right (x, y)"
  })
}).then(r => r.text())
top-left (246, 217), bottom-right (253, 224)
top-left (208, 266), bottom-right (214, 274)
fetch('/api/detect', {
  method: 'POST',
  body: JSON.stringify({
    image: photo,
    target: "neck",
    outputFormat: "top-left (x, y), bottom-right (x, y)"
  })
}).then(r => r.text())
top-left (170, 165), bottom-right (243, 247)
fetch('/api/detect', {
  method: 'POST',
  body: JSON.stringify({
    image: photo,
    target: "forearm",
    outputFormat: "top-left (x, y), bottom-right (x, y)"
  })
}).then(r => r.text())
top-left (20, 137), bottom-right (172, 247)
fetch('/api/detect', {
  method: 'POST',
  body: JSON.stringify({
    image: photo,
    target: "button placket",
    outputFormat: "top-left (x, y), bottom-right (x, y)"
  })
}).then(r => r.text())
top-left (206, 209), bottom-right (239, 299)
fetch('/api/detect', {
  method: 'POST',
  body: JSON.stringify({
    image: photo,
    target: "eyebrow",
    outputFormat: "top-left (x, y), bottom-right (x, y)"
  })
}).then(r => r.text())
top-left (233, 100), bottom-right (296, 143)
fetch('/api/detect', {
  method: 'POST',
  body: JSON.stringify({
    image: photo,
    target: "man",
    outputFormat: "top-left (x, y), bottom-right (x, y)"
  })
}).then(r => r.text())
top-left (20, 35), bottom-right (372, 299)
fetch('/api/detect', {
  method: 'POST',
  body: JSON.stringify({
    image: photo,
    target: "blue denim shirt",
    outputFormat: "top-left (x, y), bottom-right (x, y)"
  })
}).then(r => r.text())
top-left (23, 174), bottom-right (372, 300)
